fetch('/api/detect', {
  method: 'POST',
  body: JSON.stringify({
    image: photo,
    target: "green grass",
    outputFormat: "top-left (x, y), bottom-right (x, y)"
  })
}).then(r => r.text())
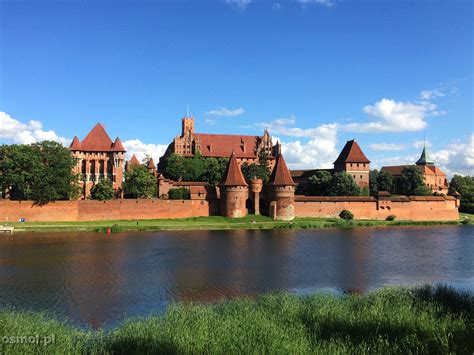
top-left (0, 285), bottom-right (472, 354)
top-left (5, 214), bottom-right (463, 233)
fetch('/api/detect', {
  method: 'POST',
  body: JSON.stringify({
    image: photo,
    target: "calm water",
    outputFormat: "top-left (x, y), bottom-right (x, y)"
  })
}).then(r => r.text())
top-left (0, 226), bottom-right (473, 327)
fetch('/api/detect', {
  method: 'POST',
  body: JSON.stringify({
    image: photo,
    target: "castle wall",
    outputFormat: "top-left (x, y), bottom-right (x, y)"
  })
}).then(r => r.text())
top-left (0, 200), bottom-right (218, 222)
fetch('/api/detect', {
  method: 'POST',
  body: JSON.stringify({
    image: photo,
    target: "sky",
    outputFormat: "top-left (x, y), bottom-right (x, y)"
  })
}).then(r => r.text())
top-left (1, 0), bottom-right (473, 176)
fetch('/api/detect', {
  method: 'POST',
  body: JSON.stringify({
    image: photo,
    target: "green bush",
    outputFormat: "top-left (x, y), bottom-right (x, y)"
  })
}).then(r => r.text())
top-left (90, 179), bottom-right (115, 200)
top-left (339, 209), bottom-right (354, 220)
top-left (386, 214), bottom-right (396, 221)
top-left (168, 187), bottom-right (190, 200)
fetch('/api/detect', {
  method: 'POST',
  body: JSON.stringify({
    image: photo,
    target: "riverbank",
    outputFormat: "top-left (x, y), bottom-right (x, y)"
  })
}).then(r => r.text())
top-left (4, 214), bottom-right (470, 233)
top-left (0, 285), bottom-right (472, 354)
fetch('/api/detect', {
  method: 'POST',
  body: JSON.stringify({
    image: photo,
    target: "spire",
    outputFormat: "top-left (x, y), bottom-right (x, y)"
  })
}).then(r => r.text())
top-left (69, 136), bottom-right (81, 150)
top-left (129, 154), bottom-right (140, 166)
top-left (111, 137), bottom-right (126, 152)
top-left (269, 154), bottom-right (295, 186)
top-left (416, 146), bottom-right (434, 165)
top-left (220, 152), bottom-right (248, 186)
top-left (147, 158), bottom-right (156, 169)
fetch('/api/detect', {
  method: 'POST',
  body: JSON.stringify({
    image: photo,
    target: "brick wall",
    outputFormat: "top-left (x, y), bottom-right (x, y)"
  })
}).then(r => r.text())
top-left (0, 199), bottom-right (218, 222)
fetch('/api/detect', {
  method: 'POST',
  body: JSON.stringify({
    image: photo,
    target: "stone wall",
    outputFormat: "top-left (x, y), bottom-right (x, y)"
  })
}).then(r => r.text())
top-left (294, 195), bottom-right (459, 221)
top-left (0, 199), bottom-right (218, 222)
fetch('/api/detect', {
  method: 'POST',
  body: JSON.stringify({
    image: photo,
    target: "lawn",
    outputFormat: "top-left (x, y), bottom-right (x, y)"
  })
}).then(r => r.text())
top-left (0, 285), bottom-right (472, 354)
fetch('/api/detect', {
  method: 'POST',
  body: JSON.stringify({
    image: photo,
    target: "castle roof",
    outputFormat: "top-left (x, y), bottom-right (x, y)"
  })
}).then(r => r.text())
top-left (334, 140), bottom-right (370, 164)
top-left (416, 147), bottom-right (434, 165)
top-left (269, 154), bottom-right (295, 186)
top-left (381, 164), bottom-right (446, 177)
top-left (111, 137), bottom-right (126, 152)
top-left (220, 152), bottom-right (248, 186)
top-left (194, 133), bottom-right (264, 158)
top-left (147, 158), bottom-right (156, 169)
top-left (69, 136), bottom-right (82, 150)
top-left (128, 154), bottom-right (140, 166)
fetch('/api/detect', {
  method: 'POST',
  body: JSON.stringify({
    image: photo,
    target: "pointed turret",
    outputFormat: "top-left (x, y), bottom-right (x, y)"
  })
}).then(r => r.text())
top-left (416, 146), bottom-right (434, 166)
top-left (334, 140), bottom-right (370, 164)
top-left (111, 137), bottom-right (126, 152)
top-left (69, 136), bottom-right (81, 151)
top-left (129, 154), bottom-right (140, 166)
top-left (81, 123), bottom-right (113, 151)
top-left (220, 152), bottom-right (248, 186)
top-left (147, 158), bottom-right (156, 170)
top-left (269, 154), bottom-right (295, 186)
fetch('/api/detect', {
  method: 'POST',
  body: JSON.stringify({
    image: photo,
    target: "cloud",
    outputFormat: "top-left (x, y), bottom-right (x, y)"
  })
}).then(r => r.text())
top-left (369, 143), bottom-right (405, 151)
top-left (0, 111), bottom-right (70, 145)
top-left (419, 88), bottom-right (445, 100)
top-left (255, 115), bottom-right (338, 139)
top-left (344, 98), bottom-right (440, 133)
top-left (122, 139), bottom-right (168, 164)
top-left (204, 118), bottom-right (216, 126)
top-left (297, 0), bottom-right (334, 7)
top-left (225, 0), bottom-right (251, 10)
top-left (273, 2), bottom-right (282, 10)
top-left (206, 107), bottom-right (245, 117)
top-left (430, 134), bottom-right (474, 177)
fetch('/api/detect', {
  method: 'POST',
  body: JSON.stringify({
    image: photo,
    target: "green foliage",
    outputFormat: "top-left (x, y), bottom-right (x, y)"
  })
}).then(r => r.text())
top-left (369, 169), bottom-right (393, 195)
top-left (161, 154), bottom-right (186, 181)
top-left (386, 214), bottom-right (396, 221)
top-left (0, 141), bottom-right (80, 203)
top-left (339, 209), bottom-right (354, 220)
top-left (307, 171), bottom-right (332, 196)
top-left (241, 162), bottom-right (269, 182)
top-left (449, 175), bottom-right (474, 213)
top-left (201, 157), bottom-right (228, 185)
top-left (168, 187), bottom-right (190, 200)
top-left (369, 169), bottom-right (379, 195)
top-left (124, 165), bottom-right (157, 199)
top-left (400, 166), bottom-right (432, 196)
top-left (360, 186), bottom-right (369, 196)
top-left (328, 172), bottom-right (361, 196)
top-left (90, 179), bottom-right (115, 200)
top-left (1, 285), bottom-right (472, 354)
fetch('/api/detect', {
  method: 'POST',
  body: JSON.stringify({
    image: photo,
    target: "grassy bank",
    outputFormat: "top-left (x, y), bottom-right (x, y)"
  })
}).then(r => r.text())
top-left (0, 285), bottom-right (472, 354)
top-left (6, 214), bottom-right (466, 233)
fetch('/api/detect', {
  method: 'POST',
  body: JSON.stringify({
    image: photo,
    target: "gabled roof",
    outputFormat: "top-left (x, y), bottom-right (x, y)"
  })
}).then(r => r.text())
top-left (220, 152), bottom-right (248, 186)
top-left (111, 137), bottom-right (126, 152)
top-left (69, 136), bottom-right (82, 150)
top-left (416, 147), bottom-right (434, 165)
top-left (269, 154), bottom-right (295, 186)
top-left (334, 140), bottom-right (370, 164)
top-left (80, 123), bottom-right (114, 152)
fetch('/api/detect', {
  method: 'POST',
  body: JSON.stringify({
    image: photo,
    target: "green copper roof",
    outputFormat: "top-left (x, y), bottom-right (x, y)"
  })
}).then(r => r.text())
top-left (416, 146), bottom-right (434, 165)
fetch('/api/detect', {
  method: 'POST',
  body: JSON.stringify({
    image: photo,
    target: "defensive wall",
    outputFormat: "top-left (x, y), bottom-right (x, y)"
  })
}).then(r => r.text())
top-left (0, 195), bottom-right (459, 222)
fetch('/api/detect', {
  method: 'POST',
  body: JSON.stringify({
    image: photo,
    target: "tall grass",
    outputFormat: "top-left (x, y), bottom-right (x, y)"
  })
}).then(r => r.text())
top-left (0, 285), bottom-right (472, 354)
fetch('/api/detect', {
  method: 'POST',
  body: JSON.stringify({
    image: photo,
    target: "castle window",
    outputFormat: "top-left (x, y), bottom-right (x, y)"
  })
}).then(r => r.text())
top-left (357, 163), bottom-right (359, 167)
top-left (360, 175), bottom-right (363, 179)
top-left (350, 163), bottom-right (353, 167)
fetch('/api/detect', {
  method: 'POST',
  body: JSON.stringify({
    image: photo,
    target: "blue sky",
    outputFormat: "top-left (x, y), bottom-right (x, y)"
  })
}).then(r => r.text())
top-left (1, 0), bottom-right (472, 175)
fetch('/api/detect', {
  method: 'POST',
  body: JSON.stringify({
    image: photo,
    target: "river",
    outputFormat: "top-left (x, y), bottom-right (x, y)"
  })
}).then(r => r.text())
top-left (0, 225), bottom-right (472, 327)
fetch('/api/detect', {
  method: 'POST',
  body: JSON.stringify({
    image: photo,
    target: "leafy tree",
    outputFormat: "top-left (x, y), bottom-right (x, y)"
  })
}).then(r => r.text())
top-left (241, 162), bottom-right (269, 182)
top-left (369, 170), bottom-right (379, 196)
top-left (181, 151), bottom-right (205, 181)
top-left (168, 187), bottom-right (190, 200)
top-left (161, 154), bottom-right (186, 181)
top-left (449, 175), bottom-right (474, 213)
top-left (257, 151), bottom-right (271, 183)
top-left (307, 171), bottom-right (332, 196)
top-left (90, 178), bottom-right (115, 200)
top-left (200, 157), bottom-right (228, 185)
top-left (124, 165), bottom-right (157, 198)
top-left (377, 170), bottom-right (393, 192)
top-left (327, 172), bottom-right (361, 196)
top-left (399, 166), bottom-right (431, 196)
top-left (360, 186), bottom-right (370, 196)
top-left (0, 141), bottom-right (79, 203)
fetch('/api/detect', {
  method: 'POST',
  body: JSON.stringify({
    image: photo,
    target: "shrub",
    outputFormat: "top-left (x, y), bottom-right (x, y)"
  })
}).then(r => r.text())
top-left (386, 215), bottom-right (396, 221)
top-left (90, 179), bottom-right (115, 200)
top-left (168, 187), bottom-right (190, 200)
top-left (339, 210), bottom-right (354, 220)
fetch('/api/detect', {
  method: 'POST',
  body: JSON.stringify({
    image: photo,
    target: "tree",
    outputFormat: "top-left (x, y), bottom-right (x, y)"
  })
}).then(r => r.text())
top-left (241, 162), bottom-right (269, 182)
top-left (449, 175), bottom-right (474, 213)
top-left (181, 151), bottom-right (205, 181)
top-left (307, 171), bottom-right (332, 196)
top-left (161, 154), bottom-right (186, 181)
top-left (257, 151), bottom-right (271, 183)
top-left (327, 172), bottom-right (361, 196)
top-left (124, 165), bottom-right (157, 198)
top-left (168, 187), bottom-right (190, 200)
top-left (369, 170), bottom-right (379, 196)
top-left (399, 166), bottom-right (431, 196)
top-left (377, 170), bottom-right (393, 192)
top-left (90, 179), bottom-right (115, 200)
top-left (0, 141), bottom-right (79, 203)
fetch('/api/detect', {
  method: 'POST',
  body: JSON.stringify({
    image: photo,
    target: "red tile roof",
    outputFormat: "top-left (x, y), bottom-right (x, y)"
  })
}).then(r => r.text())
top-left (69, 136), bottom-right (82, 150)
top-left (77, 123), bottom-right (117, 152)
top-left (111, 137), bottom-right (126, 152)
top-left (147, 158), bottom-right (156, 169)
top-left (334, 140), bottom-right (370, 164)
top-left (128, 154), bottom-right (140, 166)
top-left (381, 164), bottom-right (447, 177)
top-left (195, 133), bottom-right (260, 158)
top-left (269, 154), bottom-right (295, 186)
top-left (220, 152), bottom-right (248, 186)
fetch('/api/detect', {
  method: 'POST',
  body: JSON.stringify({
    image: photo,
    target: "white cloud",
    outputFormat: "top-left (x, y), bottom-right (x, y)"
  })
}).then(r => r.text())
top-left (206, 107), bottom-right (245, 117)
top-left (369, 143), bottom-right (405, 151)
top-left (412, 139), bottom-right (432, 149)
top-left (225, 0), bottom-right (251, 10)
top-left (344, 98), bottom-right (440, 133)
top-left (255, 116), bottom-right (338, 139)
top-left (419, 88), bottom-right (445, 100)
top-left (430, 135), bottom-right (474, 177)
top-left (0, 111), bottom-right (70, 145)
top-left (204, 118), bottom-right (216, 126)
top-left (122, 139), bottom-right (168, 164)
top-left (297, 0), bottom-right (334, 7)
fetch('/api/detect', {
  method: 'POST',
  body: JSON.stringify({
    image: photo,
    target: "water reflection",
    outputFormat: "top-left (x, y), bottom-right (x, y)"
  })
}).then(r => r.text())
top-left (0, 226), bottom-right (472, 327)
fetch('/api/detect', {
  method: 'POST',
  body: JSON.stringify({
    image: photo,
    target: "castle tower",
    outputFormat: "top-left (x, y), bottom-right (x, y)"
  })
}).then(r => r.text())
top-left (415, 145), bottom-right (434, 166)
top-left (220, 152), bottom-right (249, 218)
top-left (268, 153), bottom-right (295, 221)
top-left (147, 158), bottom-right (157, 176)
top-left (333, 140), bottom-right (370, 190)
top-left (249, 178), bottom-right (263, 215)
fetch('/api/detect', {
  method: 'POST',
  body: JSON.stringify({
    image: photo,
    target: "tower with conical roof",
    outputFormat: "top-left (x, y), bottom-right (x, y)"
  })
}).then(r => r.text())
top-left (415, 146), bottom-right (434, 166)
top-left (333, 139), bottom-right (370, 190)
top-left (220, 151), bottom-right (249, 218)
top-left (268, 153), bottom-right (296, 221)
